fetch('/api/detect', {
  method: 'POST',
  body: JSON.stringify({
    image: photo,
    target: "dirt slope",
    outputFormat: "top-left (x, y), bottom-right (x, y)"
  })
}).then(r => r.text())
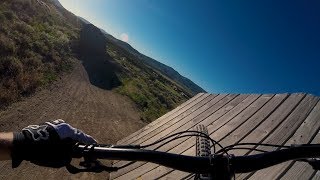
top-left (0, 61), bottom-right (146, 179)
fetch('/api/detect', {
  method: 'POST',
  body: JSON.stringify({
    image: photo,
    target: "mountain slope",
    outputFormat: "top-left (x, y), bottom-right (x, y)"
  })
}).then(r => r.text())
top-left (0, 0), bottom-right (204, 122)
top-left (76, 23), bottom-right (192, 121)
top-left (0, 0), bottom-right (81, 108)
top-left (0, 0), bottom-right (206, 178)
top-left (0, 60), bottom-right (145, 180)
top-left (101, 32), bottom-right (206, 95)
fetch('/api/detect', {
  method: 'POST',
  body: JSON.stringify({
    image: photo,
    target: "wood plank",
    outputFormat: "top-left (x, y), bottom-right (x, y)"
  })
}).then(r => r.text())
top-left (168, 94), bottom-right (286, 180)
top-left (311, 171), bottom-right (320, 180)
top-left (112, 94), bottom-right (234, 178)
top-left (112, 94), bottom-right (213, 165)
top-left (119, 94), bottom-right (217, 147)
top-left (114, 94), bottom-right (275, 179)
top-left (112, 94), bottom-right (211, 166)
top-left (279, 162), bottom-right (314, 180)
top-left (278, 102), bottom-right (320, 180)
top-left (118, 93), bottom-right (206, 144)
top-left (112, 94), bottom-right (257, 170)
top-left (135, 95), bottom-right (251, 179)
top-left (113, 94), bottom-right (218, 165)
top-left (129, 94), bottom-right (269, 179)
top-left (150, 94), bottom-right (268, 180)
top-left (194, 94), bottom-right (250, 131)
top-left (247, 95), bottom-right (319, 180)
top-left (117, 141), bottom-right (197, 180)
top-left (205, 94), bottom-right (260, 135)
top-left (118, 93), bottom-right (207, 144)
top-left (112, 94), bottom-right (229, 178)
top-left (237, 94), bottom-right (317, 180)
top-left (114, 93), bottom-right (296, 179)
top-left (139, 142), bottom-right (196, 180)
top-left (208, 94), bottom-right (273, 143)
top-left (231, 93), bottom-right (305, 156)
top-left (216, 93), bottom-right (288, 148)
top-left (142, 94), bottom-right (235, 147)
top-left (183, 174), bottom-right (195, 180)
top-left (159, 168), bottom-right (191, 179)
top-left (233, 93), bottom-right (304, 179)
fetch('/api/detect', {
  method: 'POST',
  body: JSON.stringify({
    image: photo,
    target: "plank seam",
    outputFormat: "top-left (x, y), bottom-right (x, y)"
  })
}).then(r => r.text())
top-left (241, 94), bottom-right (308, 180)
top-left (308, 170), bottom-right (318, 180)
top-left (113, 94), bottom-right (238, 179)
top-left (156, 94), bottom-right (266, 180)
top-left (181, 173), bottom-right (195, 180)
top-left (276, 162), bottom-right (296, 180)
top-left (151, 95), bottom-right (270, 179)
top-left (246, 95), bottom-right (319, 179)
top-left (154, 95), bottom-right (260, 180)
top-left (112, 94), bottom-right (213, 166)
top-left (208, 94), bottom-right (263, 135)
top-left (275, 98), bottom-right (320, 180)
top-left (193, 94), bottom-right (286, 180)
top-left (111, 94), bottom-right (219, 174)
top-left (235, 94), bottom-right (290, 144)
top-left (117, 93), bottom-right (208, 144)
top-left (134, 94), bottom-right (217, 145)
top-left (151, 94), bottom-right (240, 152)
top-left (218, 94), bottom-right (275, 142)
top-left (243, 94), bottom-right (307, 156)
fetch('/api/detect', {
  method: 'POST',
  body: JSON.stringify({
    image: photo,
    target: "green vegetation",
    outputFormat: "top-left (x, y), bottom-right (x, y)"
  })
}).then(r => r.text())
top-left (0, 0), bottom-right (192, 122)
top-left (107, 42), bottom-right (191, 122)
top-left (0, 0), bottom-right (79, 108)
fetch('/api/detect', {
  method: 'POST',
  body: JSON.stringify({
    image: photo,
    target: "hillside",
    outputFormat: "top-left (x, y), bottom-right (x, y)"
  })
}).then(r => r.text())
top-left (0, 0), bottom-right (81, 108)
top-left (105, 32), bottom-right (194, 121)
top-left (0, 60), bottom-right (146, 180)
top-left (0, 0), bottom-right (206, 179)
top-left (0, 0), bottom-right (205, 121)
top-left (101, 32), bottom-right (206, 95)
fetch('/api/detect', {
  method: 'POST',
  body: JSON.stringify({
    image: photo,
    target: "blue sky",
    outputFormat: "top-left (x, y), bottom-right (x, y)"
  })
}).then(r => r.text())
top-left (59, 0), bottom-right (320, 95)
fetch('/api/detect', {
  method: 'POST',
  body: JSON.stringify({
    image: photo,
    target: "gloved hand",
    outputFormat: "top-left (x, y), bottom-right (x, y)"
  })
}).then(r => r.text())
top-left (11, 119), bottom-right (97, 168)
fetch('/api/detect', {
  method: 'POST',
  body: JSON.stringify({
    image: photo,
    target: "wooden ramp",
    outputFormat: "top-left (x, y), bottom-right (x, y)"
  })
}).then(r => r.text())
top-left (110, 93), bottom-right (320, 179)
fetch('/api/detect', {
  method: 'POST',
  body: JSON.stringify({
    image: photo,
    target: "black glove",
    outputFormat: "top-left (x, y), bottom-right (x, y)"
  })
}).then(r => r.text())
top-left (11, 120), bottom-right (97, 168)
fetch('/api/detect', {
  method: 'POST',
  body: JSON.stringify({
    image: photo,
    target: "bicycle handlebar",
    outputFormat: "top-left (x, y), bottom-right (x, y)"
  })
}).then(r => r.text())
top-left (73, 145), bottom-right (212, 174)
top-left (72, 144), bottom-right (320, 175)
top-left (232, 145), bottom-right (320, 173)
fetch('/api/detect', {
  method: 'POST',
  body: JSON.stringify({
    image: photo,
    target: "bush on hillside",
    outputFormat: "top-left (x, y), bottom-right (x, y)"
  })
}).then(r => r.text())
top-left (0, 0), bottom-right (79, 108)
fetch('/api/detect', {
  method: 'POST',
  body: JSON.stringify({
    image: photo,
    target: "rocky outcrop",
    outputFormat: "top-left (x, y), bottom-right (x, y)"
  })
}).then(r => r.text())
top-left (79, 24), bottom-right (121, 90)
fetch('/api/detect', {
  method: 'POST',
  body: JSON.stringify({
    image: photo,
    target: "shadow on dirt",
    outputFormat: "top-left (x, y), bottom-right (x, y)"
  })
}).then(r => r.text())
top-left (78, 24), bottom-right (121, 90)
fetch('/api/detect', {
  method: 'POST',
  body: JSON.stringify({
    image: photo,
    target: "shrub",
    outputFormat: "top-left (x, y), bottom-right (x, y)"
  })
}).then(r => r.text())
top-left (0, 56), bottom-right (23, 78)
top-left (14, 21), bottom-right (34, 35)
top-left (17, 70), bottom-right (41, 95)
top-left (0, 85), bottom-right (18, 108)
top-left (2, 11), bottom-right (16, 20)
top-left (0, 11), bottom-right (5, 22)
top-left (21, 51), bottom-right (42, 71)
top-left (0, 34), bottom-right (16, 55)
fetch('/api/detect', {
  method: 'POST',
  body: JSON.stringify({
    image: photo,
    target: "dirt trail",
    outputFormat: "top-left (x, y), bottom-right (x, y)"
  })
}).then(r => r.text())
top-left (0, 61), bottom-right (146, 179)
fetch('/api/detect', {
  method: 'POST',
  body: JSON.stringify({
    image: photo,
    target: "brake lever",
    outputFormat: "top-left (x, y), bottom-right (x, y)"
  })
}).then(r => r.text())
top-left (305, 158), bottom-right (320, 170)
top-left (66, 159), bottom-right (119, 174)
top-left (68, 143), bottom-right (119, 174)
top-left (68, 143), bottom-right (139, 174)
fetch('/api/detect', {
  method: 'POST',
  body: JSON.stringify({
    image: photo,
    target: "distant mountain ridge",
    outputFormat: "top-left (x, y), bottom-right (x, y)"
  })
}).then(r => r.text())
top-left (0, 0), bottom-right (205, 121)
top-left (49, 0), bottom-right (62, 7)
top-left (100, 31), bottom-right (206, 95)
top-left (51, 0), bottom-right (205, 95)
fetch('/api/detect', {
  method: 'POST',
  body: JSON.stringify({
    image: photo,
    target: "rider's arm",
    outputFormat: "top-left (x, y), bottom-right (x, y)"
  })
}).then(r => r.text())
top-left (0, 132), bottom-right (13, 160)
top-left (0, 120), bottom-right (96, 168)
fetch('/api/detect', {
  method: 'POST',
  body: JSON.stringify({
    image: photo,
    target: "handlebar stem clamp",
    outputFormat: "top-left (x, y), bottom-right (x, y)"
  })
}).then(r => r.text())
top-left (209, 154), bottom-right (234, 180)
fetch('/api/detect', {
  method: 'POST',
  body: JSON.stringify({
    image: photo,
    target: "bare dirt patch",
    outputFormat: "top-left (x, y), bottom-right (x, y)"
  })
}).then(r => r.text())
top-left (0, 61), bottom-right (146, 179)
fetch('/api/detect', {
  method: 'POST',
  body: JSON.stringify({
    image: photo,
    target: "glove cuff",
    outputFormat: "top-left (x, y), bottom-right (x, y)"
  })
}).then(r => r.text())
top-left (11, 132), bottom-right (26, 168)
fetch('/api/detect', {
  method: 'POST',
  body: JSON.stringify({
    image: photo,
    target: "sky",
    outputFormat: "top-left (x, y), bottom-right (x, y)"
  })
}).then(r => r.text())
top-left (59, 0), bottom-right (320, 95)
